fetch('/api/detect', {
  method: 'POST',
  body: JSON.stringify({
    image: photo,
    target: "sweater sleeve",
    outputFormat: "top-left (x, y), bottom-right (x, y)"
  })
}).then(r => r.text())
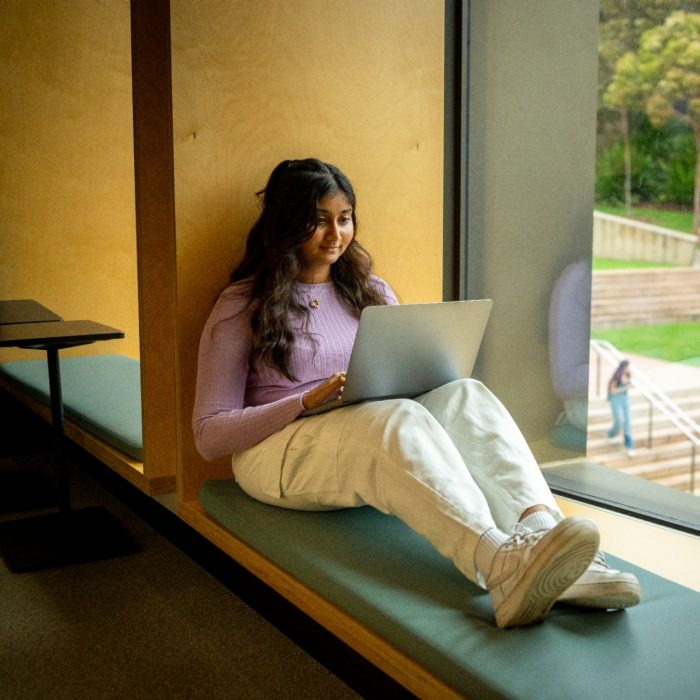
top-left (192, 276), bottom-right (399, 461)
top-left (192, 286), bottom-right (306, 460)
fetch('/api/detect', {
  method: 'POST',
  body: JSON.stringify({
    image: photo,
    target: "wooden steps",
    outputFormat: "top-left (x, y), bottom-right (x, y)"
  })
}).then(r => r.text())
top-left (591, 268), bottom-right (700, 328)
top-left (586, 386), bottom-right (700, 494)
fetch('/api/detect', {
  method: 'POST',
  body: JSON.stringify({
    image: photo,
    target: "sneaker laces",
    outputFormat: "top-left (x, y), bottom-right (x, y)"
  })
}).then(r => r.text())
top-left (500, 529), bottom-right (545, 551)
top-left (512, 522), bottom-right (531, 536)
top-left (513, 523), bottom-right (607, 570)
top-left (588, 551), bottom-right (610, 571)
top-left (512, 521), bottom-right (549, 537)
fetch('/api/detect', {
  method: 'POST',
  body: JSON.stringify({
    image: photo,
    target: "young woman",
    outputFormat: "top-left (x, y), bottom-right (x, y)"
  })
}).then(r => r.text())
top-left (608, 359), bottom-right (635, 456)
top-left (193, 158), bottom-right (640, 628)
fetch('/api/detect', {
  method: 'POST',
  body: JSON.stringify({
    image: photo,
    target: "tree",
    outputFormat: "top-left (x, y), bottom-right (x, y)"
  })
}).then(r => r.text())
top-left (602, 53), bottom-right (644, 211)
top-left (599, 1), bottom-right (700, 213)
top-left (615, 11), bottom-right (700, 236)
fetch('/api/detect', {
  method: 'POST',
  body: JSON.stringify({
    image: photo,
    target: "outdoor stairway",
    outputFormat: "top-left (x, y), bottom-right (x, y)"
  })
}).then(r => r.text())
top-left (591, 268), bottom-right (700, 328)
top-left (586, 386), bottom-right (700, 495)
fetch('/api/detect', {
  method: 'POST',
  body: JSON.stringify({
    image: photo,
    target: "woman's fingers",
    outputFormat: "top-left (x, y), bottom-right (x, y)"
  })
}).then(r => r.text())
top-left (303, 372), bottom-right (346, 409)
top-left (319, 372), bottom-right (346, 399)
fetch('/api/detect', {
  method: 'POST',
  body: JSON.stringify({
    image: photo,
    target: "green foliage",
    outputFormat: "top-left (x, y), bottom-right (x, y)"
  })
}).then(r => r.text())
top-left (634, 12), bottom-right (700, 128)
top-left (595, 115), bottom-right (695, 206)
top-left (598, 6), bottom-right (700, 229)
top-left (604, 51), bottom-right (645, 111)
top-left (663, 148), bottom-right (696, 202)
top-left (604, 12), bottom-right (700, 125)
top-left (599, 1), bottom-right (700, 95)
top-left (595, 141), bottom-right (627, 204)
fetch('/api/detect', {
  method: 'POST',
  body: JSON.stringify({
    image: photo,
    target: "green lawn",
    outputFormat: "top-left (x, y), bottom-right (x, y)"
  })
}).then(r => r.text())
top-left (591, 322), bottom-right (700, 364)
top-left (595, 205), bottom-right (695, 235)
top-left (592, 258), bottom-right (679, 270)
top-left (591, 206), bottom-right (699, 363)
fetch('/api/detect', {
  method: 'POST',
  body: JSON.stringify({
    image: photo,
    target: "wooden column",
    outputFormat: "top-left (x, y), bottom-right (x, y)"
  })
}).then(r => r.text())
top-left (131, 0), bottom-right (178, 493)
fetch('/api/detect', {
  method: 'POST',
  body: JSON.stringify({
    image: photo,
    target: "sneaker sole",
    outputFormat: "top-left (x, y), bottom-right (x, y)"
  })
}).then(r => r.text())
top-left (559, 577), bottom-right (641, 609)
top-left (494, 517), bottom-right (600, 628)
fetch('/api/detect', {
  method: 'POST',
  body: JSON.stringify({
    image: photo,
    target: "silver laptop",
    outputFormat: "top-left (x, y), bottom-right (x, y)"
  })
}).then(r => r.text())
top-left (301, 298), bottom-right (492, 416)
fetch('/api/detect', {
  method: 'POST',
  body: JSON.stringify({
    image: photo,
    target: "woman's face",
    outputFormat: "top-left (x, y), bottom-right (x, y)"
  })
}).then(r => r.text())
top-left (298, 191), bottom-right (354, 283)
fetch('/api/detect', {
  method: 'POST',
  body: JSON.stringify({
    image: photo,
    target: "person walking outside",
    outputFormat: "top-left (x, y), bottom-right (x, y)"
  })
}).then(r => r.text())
top-left (607, 360), bottom-right (635, 456)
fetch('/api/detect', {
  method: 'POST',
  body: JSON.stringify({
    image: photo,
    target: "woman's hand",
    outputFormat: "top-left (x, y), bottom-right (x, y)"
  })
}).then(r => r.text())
top-left (302, 372), bottom-right (347, 410)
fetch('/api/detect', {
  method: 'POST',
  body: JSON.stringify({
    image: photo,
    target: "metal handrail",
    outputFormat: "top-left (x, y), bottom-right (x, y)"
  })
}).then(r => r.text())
top-left (590, 338), bottom-right (698, 492)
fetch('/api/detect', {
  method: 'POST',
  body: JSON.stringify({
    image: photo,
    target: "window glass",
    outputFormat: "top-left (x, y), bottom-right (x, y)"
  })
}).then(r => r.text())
top-left (590, 1), bottom-right (700, 500)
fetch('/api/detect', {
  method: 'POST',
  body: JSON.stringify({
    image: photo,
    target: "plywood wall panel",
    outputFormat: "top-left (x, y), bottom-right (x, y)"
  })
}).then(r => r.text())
top-left (0, 0), bottom-right (138, 361)
top-left (172, 0), bottom-right (444, 499)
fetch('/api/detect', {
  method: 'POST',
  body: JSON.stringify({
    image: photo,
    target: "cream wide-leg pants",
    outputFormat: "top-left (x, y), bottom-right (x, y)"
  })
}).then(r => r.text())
top-left (232, 378), bottom-right (561, 584)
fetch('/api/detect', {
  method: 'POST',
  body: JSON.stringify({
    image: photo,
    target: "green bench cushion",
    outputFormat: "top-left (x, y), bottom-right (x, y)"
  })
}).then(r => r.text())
top-left (550, 420), bottom-right (587, 452)
top-left (200, 479), bottom-right (700, 699)
top-left (0, 355), bottom-right (142, 460)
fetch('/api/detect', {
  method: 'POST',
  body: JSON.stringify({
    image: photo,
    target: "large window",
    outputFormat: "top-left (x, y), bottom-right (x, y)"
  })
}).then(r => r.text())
top-left (452, 1), bottom-right (699, 534)
top-left (589, 1), bottom-right (700, 504)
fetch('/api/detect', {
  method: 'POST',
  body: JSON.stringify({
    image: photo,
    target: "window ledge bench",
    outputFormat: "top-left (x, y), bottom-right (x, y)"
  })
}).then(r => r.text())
top-left (3, 350), bottom-right (698, 696)
top-left (0, 354), bottom-right (173, 495)
top-left (180, 478), bottom-right (700, 699)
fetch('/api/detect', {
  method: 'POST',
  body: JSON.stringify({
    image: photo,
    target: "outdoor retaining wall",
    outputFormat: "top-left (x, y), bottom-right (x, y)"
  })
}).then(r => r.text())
top-left (593, 211), bottom-right (697, 266)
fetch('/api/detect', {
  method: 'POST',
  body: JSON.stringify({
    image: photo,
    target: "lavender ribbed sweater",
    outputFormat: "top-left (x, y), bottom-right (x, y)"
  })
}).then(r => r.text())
top-left (192, 276), bottom-right (397, 460)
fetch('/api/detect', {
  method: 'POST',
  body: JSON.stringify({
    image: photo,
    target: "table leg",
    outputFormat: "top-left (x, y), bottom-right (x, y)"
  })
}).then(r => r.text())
top-left (46, 346), bottom-right (71, 514)
top-left (0, 349), bottom-right (140, 572)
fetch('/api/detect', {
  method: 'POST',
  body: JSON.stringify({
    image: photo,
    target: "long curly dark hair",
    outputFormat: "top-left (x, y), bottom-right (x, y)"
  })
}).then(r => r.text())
top-left (610, 359), bottom-right (630, 387)
top-left (231, 158), bottom-right (388, 380)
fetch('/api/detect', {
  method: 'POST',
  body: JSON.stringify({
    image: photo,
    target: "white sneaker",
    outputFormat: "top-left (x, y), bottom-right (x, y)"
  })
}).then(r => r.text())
top-left (558, 552), bottom-right (641, 609)
top-left (626, 449), bottom-right (636, 458)
top-left (484, 517), bottom-right (599, 628)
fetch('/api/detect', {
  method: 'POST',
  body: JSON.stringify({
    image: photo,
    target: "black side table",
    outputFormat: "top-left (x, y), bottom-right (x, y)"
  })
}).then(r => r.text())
top-left (0, 317), bottom-right (140, 572)
top-left (0, 300), bottom-right (64, 513)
